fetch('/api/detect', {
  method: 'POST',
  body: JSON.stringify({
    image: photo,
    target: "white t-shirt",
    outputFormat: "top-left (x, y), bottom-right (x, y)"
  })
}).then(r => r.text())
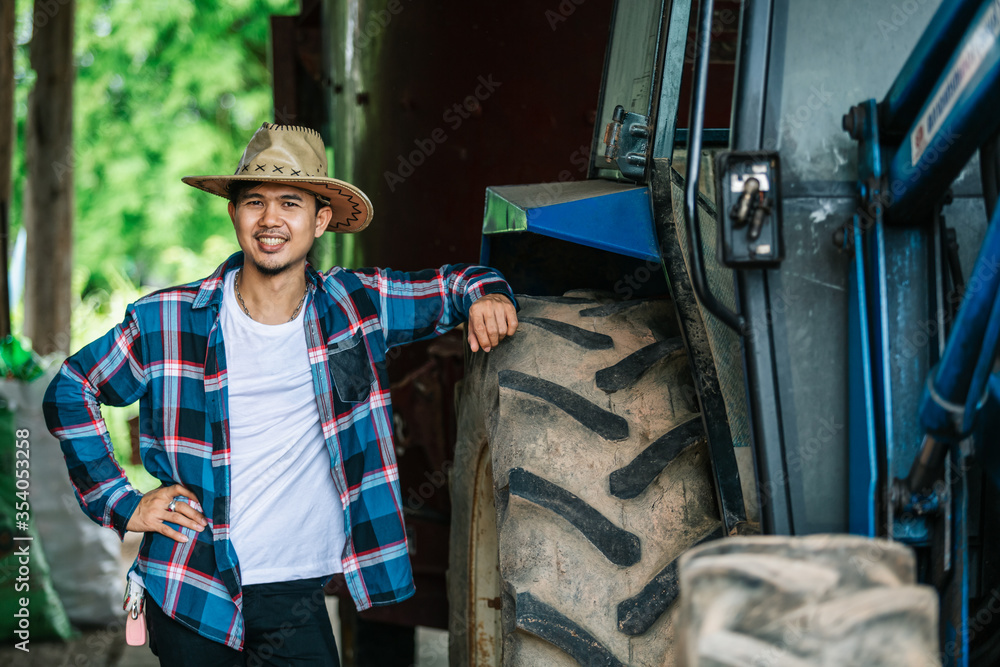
top-left (220, 269), bottom-right (345, 585)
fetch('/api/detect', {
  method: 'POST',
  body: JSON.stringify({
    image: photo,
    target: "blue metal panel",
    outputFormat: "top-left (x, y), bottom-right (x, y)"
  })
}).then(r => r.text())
top-left (851, 98), bottom-right (938, 544)
top-left (886, 0), bottom-right (1000, 224)
top-left (528, 187), bottom-right (659, 262)
top-left (869, 218), bottom-right (897, 523)
top-left (481, 181), bottom-right (661, 262)
top-left (848, 214), bottom-right (878, 537)
top-left (885, 224), bottom-right (934, 545)
top-left (848, 100), bottom-right (894, 537)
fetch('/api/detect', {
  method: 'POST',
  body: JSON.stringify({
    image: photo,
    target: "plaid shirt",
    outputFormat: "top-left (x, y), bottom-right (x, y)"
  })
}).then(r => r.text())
top-left (43, 252), bottom-right (514, 650)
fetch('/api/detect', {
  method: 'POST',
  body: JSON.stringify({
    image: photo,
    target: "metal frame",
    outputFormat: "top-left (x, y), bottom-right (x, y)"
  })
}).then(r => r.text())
top-left (682, 0), bottom-right (745, 333)
top-left (654, 0), bottom-right (696, 160)
top-left (846, 100), bottom-right (898, 540)
top-left (647, 0), bottom-right (749, 532)
top-left (883, 0), bottom-right (1000, 223)
top-left (650, 164), bottom-right (749, 532)
top-left (589, 0), bottom-right (672, 182)
top-left (843, 2), bottom-right (1000, 662)
top-left (921, 213), bottom-right (1000, 438)
top-left (878, 0), bottom-right (983, 136)
top-left (726, 0), bottom-right (798, 536)
top-left (847, 205), bottom-right (879, 537)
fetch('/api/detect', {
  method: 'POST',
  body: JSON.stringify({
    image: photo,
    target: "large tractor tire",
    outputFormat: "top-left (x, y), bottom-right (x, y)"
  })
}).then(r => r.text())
top-left (449, 294), bottom-right (722, 666)
top-left (675, 535), bottom-right (941, 667)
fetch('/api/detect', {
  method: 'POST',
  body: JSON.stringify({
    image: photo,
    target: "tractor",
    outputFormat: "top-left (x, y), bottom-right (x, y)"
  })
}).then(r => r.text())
top-left (276, 0), bottom-right (1000, 664)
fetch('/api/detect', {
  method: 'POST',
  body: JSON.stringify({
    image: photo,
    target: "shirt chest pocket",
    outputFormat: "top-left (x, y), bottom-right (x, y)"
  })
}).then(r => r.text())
top-left (327, 330), bottom-right (374, 403)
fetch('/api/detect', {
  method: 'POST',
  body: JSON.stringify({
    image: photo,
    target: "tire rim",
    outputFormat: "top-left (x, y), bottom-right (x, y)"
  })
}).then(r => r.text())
top-left (467, 442), bottom-right (502, 665)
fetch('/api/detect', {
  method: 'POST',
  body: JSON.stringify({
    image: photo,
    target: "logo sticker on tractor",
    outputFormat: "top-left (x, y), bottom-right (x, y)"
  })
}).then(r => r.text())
top-left (911, 0), bottom-right (1000, 166)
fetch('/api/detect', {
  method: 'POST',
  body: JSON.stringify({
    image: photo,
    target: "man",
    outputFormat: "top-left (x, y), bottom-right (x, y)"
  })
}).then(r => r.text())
top-left (43, 122), bottom-right (518, 665)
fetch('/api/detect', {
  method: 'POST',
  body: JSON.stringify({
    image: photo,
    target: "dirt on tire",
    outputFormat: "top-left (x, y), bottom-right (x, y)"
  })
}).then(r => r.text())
top-left (675, 534), bottom-right (941, 667)
top-left (449, 294), bottom-right (722, 666)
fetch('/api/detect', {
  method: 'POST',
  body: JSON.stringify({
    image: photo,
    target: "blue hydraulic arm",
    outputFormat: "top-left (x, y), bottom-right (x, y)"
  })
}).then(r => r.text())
top-left (843, 1), bottom-right (1000, 664)
top-left (882, 0), bottom-right (1000, 224)
top-left (879, 0), bottom-right (984, 136)
top-left (915, 211), bottom-right (1000, 463)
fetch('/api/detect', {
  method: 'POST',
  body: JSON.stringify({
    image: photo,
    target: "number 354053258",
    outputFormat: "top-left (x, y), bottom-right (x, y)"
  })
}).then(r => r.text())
top-left (15, 429), bottom-right (30, 502)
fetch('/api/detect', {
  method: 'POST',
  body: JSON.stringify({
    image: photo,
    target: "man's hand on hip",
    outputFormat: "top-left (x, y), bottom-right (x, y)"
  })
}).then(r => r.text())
top-left (127, 483), bottom-right (208, 543)
top-left (468, 293), bottom-right (518, 353)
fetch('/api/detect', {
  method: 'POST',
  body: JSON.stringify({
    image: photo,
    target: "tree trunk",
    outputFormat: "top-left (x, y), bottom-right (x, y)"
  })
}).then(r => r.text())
top-left (0, 0), bottom-right (15, 338)
top-left (24, 0), bottom-right (75, 356)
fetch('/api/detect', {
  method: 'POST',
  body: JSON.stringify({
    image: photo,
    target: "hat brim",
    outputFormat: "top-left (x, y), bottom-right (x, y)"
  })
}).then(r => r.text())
top-left (181, 175), bottom-right (373, 233)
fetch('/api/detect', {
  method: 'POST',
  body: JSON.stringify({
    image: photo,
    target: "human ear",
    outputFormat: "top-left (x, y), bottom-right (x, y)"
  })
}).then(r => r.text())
top-left (314, 205), bottom-right (332, 237)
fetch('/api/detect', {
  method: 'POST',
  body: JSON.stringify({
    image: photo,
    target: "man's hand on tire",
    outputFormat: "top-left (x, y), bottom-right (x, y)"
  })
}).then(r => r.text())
top-left (468, 293), bottom-right (519, 352)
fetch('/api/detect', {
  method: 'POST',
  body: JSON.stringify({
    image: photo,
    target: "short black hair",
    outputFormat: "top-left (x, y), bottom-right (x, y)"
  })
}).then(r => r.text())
top-left (227, 180), bottom-right (331, 214)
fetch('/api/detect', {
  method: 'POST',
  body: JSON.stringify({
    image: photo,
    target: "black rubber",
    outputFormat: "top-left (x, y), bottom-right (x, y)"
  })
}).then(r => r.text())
top-left (451, 295), bottom-right (721, 666)
top-left (509, 468), bottom-right (641, 567)
top-left (578, 299), bottom-right (647, 317)
top-left (498, 369), bottom-right (629, 441)
top-left (616, 526), bottom-right (725, 636)
top-left (609, 417), bottom-right (706, 499)
top-left (596, 337), bottom-right (685, 393)
top-left (515, 592), bottom-right (626, 667)
top-left (519, 316), bottom-right (615, 350)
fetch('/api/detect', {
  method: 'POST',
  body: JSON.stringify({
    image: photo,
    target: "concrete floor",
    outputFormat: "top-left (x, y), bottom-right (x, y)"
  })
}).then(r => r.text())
top-left (0, 534), bottom-right (448, 667)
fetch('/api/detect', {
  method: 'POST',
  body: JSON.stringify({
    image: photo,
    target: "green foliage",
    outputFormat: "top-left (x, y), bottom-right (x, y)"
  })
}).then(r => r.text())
top-left (12, 0), bottom-right (297, 295)
top-left (11, 0), bottom-right (299, 489)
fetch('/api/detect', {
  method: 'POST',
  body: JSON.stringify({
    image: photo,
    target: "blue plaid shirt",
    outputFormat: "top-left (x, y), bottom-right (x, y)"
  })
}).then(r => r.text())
top-left (43, 252), bottom-right (514, 650)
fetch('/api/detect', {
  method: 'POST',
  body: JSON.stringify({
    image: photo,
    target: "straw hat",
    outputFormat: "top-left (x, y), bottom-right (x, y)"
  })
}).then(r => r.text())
top-left (182, 122), bottom-right (373, 233)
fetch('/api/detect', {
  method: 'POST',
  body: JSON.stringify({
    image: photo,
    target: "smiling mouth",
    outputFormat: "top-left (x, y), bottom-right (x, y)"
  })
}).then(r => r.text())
top-left (255, 235), bottom-right (288, 249)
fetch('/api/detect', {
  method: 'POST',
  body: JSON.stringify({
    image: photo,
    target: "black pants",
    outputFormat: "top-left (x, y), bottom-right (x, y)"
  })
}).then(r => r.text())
top-left (146, 577), bottom-right (340, 666)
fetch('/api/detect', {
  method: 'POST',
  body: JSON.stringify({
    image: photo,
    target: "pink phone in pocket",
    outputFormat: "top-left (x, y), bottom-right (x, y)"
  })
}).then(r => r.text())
top-left (123, 579), bottom-right (146, 646)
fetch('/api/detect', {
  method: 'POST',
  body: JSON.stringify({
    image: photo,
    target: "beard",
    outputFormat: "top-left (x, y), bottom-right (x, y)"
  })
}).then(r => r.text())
top-left (247, 237), bottom-right (315, 276)
top-left (250, 256), bottom-right (294, 276)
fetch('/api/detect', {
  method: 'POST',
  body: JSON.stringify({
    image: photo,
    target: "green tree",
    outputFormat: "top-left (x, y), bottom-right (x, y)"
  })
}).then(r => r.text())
top-left (13, 0), bottom-right (297, 306)
top-left (11, 0), bottom-right (298, 489)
